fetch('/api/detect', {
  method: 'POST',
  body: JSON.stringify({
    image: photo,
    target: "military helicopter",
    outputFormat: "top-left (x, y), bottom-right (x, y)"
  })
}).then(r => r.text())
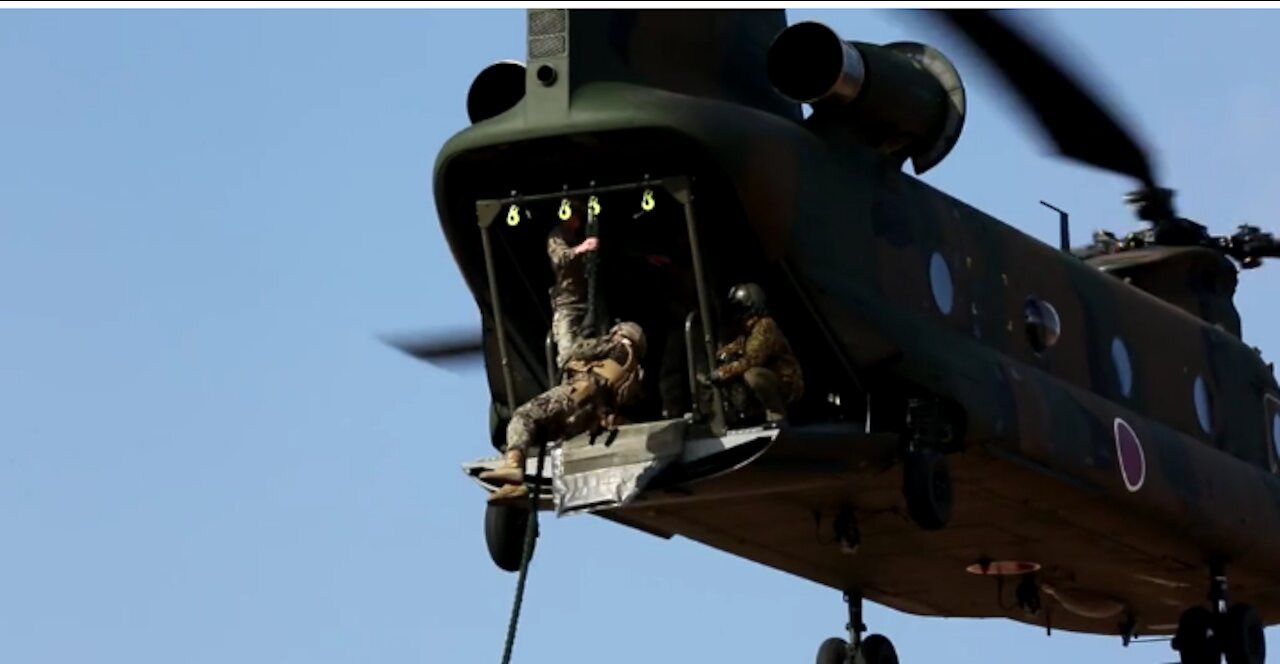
top-left (390, 9), bottom-right (1280, 664)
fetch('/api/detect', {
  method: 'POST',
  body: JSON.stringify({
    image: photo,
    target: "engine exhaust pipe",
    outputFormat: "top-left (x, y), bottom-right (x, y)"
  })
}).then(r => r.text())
top-left (766, 21), bottom-right (967, 176)
top-left (766, 21), bottom-right (866, 107)
top-left (466, 60), bottom-right (527, 124)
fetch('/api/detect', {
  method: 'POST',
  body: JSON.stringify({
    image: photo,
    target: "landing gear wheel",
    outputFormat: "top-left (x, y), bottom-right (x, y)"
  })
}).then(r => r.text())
top-left (1221, 604), bottom-right (1266, 664)
top-left (902, 448), bottom-right (952, 530)
top-left (484, 502), bottom-right (535, 573)
top-left (815, 637), bottom-right (847, 664)
top-left (1173, 606), bottom-right (1219, 664)
top-left (861, 634), bottom-right (899, 664)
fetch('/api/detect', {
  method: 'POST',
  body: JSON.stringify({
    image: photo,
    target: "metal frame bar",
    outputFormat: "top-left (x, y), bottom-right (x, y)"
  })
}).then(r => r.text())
top-left (669, 177), bottom-right (728, 435)
top-left (685, 311), bottom-right (700, 414)
top-left (476, 201), bottom-right (518, 414)
top-left (489, 178), bottom-right (667, 207)
top-left (474, 175), bottom-right (727, 432)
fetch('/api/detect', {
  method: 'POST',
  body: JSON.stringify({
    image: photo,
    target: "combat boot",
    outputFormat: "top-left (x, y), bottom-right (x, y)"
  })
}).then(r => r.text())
top-left (479, 449), bottom-right (525, 485)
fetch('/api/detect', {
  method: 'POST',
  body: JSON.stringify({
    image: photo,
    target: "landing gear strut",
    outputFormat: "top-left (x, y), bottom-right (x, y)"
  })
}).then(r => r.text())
top-left (900, 398), bottom-right (955, 531)
top-left (815, 593), bottom-right (900, 664)
top-left (902, 448), bottom-right (952, 530)
top-left (1172, 562), bottom-right (1267, 664)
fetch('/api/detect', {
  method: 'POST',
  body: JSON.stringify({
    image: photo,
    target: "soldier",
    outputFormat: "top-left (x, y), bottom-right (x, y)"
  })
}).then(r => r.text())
top-left (706, 283), bottom-right (804, 424)
top-left (480, 321), bottom-right (647, 505)
top-left (547, 200), bottom-right (598, 364)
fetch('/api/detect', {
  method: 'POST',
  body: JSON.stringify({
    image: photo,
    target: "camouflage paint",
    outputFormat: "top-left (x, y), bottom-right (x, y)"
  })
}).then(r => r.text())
top-left (429, 8), bottom-right (1280, 634)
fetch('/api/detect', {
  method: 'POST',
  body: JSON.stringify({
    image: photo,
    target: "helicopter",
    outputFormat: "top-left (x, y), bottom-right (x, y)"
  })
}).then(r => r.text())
top-left (389, 8), bottom-right (1280, 664)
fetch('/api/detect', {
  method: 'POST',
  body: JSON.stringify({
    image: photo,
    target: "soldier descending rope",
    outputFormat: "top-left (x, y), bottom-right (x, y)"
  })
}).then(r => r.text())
top-left (481, 321), bottom-right (647, 505)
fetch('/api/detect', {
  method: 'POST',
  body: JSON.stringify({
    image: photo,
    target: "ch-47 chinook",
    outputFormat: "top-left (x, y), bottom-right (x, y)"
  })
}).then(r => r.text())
top-left (390, 8), bottom-right (1280, 664)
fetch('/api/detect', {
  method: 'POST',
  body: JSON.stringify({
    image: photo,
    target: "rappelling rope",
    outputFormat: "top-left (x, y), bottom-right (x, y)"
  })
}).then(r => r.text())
top-left (499, 444), bottom-right (548, 664)
top-left (581, 195), bottom-right (606, 337)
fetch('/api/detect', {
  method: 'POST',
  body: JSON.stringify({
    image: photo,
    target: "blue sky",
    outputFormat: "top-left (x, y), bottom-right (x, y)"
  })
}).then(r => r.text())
top-left (3, 7), bottom-right (1280, 664)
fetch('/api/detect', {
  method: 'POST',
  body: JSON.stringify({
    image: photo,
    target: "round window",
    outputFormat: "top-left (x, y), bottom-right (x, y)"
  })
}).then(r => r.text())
top-left (1112, 337), bottom-right (1133, 398)
top-left (1272, 412), bottom-right (1280, 466)
top-left (1024, 298), bottom-right (1061, 354)
top-left (1193, 375), bottom-right (1213, 434)
top-left (929, 252), bottom-right (954, 316)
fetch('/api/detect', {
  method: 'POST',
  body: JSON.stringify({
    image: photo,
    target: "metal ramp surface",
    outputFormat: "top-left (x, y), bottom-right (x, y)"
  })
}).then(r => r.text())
top-left (462, 417), bottom-right (784, 516)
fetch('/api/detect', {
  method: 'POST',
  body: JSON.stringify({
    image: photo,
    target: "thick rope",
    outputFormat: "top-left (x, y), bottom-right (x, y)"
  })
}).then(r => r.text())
top-left (581, 207), bottom-right (606, 337)
top-left (499, 445), bottom-right (548, 664)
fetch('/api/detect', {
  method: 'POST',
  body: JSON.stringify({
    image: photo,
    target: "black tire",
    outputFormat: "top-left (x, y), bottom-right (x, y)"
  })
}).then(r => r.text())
top-left (1221, 604), bottom-right (1267, 664)
top-left (484, 502), bottom-right (534, 573)
top-left (815, 637), bottom-right (848, 664)
top-left (861, 634), bottom-right (899, 664)
top-left (902, 449), bottom-right (952, 530)
top-left (1173, 606), bottom-right (1219, 664)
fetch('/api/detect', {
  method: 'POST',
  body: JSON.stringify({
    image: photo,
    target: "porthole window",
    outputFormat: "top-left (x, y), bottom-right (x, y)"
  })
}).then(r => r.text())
top-left (1193, 375), bottom-right (1213, 434)
top-left (1112, 337), bottom-right (1133, 398)
top-left (1272, 412), bottom-right (1280, 465)
top-left (929, 252), bottom-right (954, 316)
top-left (1023, 298), bottom-right (1061, 354)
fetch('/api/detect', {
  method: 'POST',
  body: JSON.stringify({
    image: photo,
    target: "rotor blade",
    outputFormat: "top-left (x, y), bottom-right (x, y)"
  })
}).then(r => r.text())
top-left (381, 331), bottom-right (484, 365)
top-left (924, 9), bottom-right (1157, 190)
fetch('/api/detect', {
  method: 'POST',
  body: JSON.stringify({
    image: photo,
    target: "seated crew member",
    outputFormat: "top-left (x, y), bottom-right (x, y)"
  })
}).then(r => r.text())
top-left (547, 200), bottom-right (599, 365)
top-left (480, 321), bottom-right (647, 505)
top-left (706, 283), bottom-right (804, 424)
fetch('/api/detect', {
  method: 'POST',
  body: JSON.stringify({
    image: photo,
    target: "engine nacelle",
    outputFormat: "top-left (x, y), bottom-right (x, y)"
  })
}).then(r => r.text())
top-left (466, 60), bottom-right (527, 124)
top-left (766, 21), bottom-right (967, 175)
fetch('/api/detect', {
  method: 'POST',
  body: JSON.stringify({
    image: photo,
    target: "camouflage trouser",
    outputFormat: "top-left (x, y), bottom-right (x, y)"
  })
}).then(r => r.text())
top-left (551, 302), bottom-right (587, 365)
top-left (505, 380), bottom-right (601, 453)
top-left (743, 367), bottom-right (789, 415)
top-left (721, 368), bottom-right (793, 421)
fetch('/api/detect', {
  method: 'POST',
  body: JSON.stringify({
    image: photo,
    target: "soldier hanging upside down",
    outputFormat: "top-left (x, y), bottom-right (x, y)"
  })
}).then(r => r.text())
top-left (480, 321), bottom-right (647, 505)
top-left (706, 283), bottom-right (804, 424)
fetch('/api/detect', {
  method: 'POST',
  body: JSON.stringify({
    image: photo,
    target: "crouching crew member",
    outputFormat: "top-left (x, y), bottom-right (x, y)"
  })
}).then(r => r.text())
top-left (708, 283), bottom-right (804, 424)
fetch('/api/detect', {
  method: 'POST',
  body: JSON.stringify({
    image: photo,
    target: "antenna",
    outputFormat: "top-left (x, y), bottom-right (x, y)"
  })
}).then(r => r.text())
top-left (1040, 201), bottom-right (1071, 252)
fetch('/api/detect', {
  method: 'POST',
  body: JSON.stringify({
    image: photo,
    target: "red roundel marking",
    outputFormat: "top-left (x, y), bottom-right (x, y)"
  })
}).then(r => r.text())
top-left (1114, 417), bottom-right (1145, 492)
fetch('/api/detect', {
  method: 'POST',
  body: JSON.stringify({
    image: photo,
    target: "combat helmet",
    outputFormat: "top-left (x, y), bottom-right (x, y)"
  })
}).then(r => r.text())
top-left (610, 321), bottom-right (647, 359)
top-left (727, 283), bottom-right (767, 316)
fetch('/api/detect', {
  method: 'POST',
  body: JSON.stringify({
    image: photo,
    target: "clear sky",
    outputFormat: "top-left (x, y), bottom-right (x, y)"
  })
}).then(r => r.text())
top-left (4, 6), bottom-right (1280, 664)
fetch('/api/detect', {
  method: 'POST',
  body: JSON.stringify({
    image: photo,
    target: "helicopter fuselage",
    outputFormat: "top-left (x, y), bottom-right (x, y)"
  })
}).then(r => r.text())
top-left (433, 61), bottom-right (1280, 636)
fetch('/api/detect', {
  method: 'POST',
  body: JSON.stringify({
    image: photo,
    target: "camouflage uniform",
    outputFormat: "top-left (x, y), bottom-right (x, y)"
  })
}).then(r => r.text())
top-left (547, 223), bottom-right (590, 365)
top-left (482, 322), bottom-right (647, 504)
top-left (713, 300), bottom-right (804, 423)
top-left (715, 315), bottom-right (805, 418)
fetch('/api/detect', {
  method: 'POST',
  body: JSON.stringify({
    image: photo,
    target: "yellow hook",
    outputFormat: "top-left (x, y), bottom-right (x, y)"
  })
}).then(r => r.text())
top-left (640, 189), bottom-right (655, 211)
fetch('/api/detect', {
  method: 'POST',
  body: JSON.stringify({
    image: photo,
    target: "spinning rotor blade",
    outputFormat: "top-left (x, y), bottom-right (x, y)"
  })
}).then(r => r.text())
top-left (381, 330), bottom-right (484, 367)
top-left (925, 9), bottom-right (1160, 193)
